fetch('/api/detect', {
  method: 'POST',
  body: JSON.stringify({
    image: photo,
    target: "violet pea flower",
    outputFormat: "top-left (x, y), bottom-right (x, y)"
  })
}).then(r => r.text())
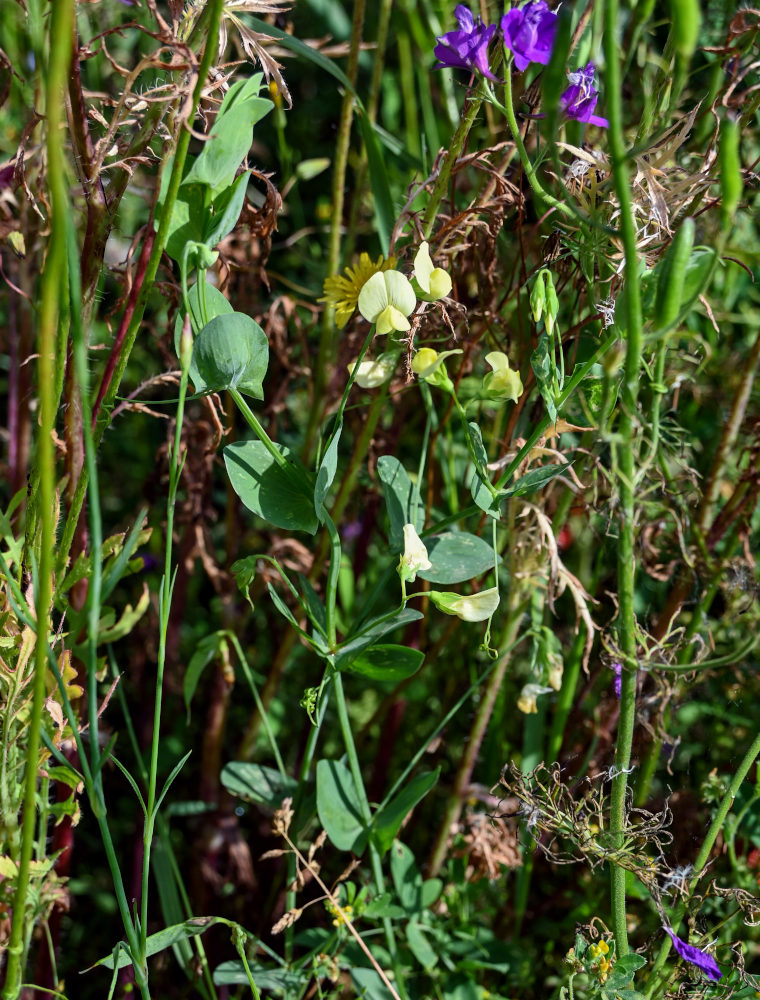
top-left (434, 5), bottom-right (498, 80)
top-left (501, 1), bottom-right (558, 72)
top-left (560, 62), bottom-right (609, 127)
top-left (664, 927), bottom-right (722, 982)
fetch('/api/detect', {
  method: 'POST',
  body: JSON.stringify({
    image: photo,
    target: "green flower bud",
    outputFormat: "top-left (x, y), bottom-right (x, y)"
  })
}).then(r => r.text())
top-left (429, 587), bottom-right (500, 622)
top-left (411, 347), bottom-right (462, 391)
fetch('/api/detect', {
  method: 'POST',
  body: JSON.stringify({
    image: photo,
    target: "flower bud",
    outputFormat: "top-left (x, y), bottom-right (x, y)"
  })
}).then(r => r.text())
top-left (429, 587), bottom-right (500, 622)
top-left (398, 524), bottom-right (432, 583)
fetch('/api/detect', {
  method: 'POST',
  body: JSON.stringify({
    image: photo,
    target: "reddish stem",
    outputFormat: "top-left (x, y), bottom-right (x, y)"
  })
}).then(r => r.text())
top-left (91, 228), bottom-right (155, 431)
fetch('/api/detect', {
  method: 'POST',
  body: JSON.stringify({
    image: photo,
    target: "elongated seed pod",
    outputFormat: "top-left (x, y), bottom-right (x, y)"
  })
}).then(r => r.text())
top-left (653, 217), bottom-right (695, 330)
top-left (719, 116), bottom-right (742, 228)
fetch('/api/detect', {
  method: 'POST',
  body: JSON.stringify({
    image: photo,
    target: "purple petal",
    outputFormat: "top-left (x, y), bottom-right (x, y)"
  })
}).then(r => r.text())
top-left (665, 927), bottom-right (722, 982)
top-left (454, 4), bottom-right (475, 32)
top-left (434, 12), bottom-right (497, 79)
top-left (502, 2), bottom-right (557, 70)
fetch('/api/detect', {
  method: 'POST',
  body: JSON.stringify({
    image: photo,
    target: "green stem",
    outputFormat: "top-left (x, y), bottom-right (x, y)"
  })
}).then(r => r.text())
top-left (422, 83), bottom-right (485, 239)
top-left (140, 359), bottom-right (191, 956)
top-left (2, 5), bottom-right (73, 995)
top-left (332, 672), bottom-right (406, 998)
top-left (228, 387), bottom-right (289, 471)
top-left (603, 0), bottom-right (644, 958)
top-left (498, 73), bottom-right (572, 221)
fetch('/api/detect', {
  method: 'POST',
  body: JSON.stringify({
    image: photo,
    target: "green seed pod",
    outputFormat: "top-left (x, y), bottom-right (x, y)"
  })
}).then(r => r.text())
top-left (719, 116), bottom-right (742, 227)
top-left (653, 217), bottom-right (695, 331)
top-left (670, 0), bottom-right (701, 62)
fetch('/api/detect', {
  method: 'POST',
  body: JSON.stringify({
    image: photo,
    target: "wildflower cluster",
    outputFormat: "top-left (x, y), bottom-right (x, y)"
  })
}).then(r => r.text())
top-left (588, 938), bottom-right (613, 983)
top-left (434, 3), bottom-right (609, 128)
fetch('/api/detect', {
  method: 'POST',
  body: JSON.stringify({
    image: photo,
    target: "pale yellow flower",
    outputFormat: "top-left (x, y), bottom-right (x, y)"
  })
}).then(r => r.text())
top-left (347, 352), bottom-right (397, 388)
top-left (483, 351), bottom-right (523, 402)
top-left (358, 270), bottom-right (417, 335)
top-left (320, 253), bottom-right (397, 328)
top-left (413, 242), bottom-right (452, 301)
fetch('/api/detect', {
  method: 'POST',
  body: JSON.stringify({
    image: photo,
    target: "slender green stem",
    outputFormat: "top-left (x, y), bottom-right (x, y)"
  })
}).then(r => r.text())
top-left (422, 83), bottom-right (485, 239)
top-left (332, 672), bottom-right (406, 998)
top-left (324, 518), bottom-right (343, 650)
top-left (140, 359), bottom-right (191, 957)
top-left (3, 5), bottom-right (73, 995)
top-left (603, 0), bottom-right (644, 958)
top-left (229, 387), bottom-right (289, 471)
top-left (497, 73), bottom-right (572, 221)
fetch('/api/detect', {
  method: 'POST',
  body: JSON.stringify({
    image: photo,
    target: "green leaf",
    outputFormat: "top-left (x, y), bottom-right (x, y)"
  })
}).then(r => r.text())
top-left (350, 968), bottom-right (389, 1000)
top-left (530, 331), bottom-right (557, 423)
top-left (174, 282), bottom-right (234, 390)
top-left (421, 878), bottom-right (443, 909)
top-left (231, 556), bottom-right (257, 610)
top-left (163, 180), bottom-right (208, 262)
top-left (315, 422), bottom-right (342, 522)
top-left (417, 532), bottom-right (494, 584)
top-left (225, 440), bottom-right (319, 535)
top-left (390, 840), bottom-right (423, 913)
top-left (185, 87), bottom-right (272, 193)
top-left (214, 960), bottom-right (308, 991)
top-left (183, 632), bottom-right (224, 716)
top-left (377, 455), bottom-right (424, 550)
top-left (335, 608), bottom-right (423, 671)
top-left (202, 170), bottom-right (249, 247)
top-left (406, 921), bottom-right (438, 970)
top-left (316, 759), bottom-right (368, 854)
top-left (503, 464), bottom-right (567, 498)
top-left (221, 762), bottom-right (298, 809)
top-left (467, 423), bottom-right (500, 519)
top-left (95, 918), bottom-right (222, 970)
top-left (362, 894), bottom-right (407, 920)
top-left (192, 312), bottom-right (269, 397)
top-left (373, 769), bottom-right (439, 853)
top-left (610, 954), bottom-right (647, 979)
top-left (267, 583), bottom-right (316, 647)
top-left (348, 644), bottom-right (424, 683)
top-left (296, 573), bottom-right (327, 635)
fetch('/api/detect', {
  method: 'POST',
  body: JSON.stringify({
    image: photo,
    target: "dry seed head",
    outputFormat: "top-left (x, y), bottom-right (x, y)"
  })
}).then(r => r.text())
top-left (271, 907), bottom-right (303, 934)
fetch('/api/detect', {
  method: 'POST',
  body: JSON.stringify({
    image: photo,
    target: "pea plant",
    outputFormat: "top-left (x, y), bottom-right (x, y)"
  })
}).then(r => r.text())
top-left (1, 0), bottom-right (759, 998)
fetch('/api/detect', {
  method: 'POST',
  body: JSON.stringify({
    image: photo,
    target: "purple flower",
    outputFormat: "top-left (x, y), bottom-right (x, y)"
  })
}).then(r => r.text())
top-left (501, 1), bottom-right (558, 72)
top-left (434, 5), bottom-right (498, 80)
top-left (612, 662), bottom-right (622, 699)
top-left (664, 927), bottom-right (722, 982)
top-left (560, 62), bottom-right (609, 128)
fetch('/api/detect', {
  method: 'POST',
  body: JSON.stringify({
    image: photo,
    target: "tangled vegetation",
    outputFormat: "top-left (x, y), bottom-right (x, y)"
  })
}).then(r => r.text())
top-left (1, 0), bottom-right (759, 998)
